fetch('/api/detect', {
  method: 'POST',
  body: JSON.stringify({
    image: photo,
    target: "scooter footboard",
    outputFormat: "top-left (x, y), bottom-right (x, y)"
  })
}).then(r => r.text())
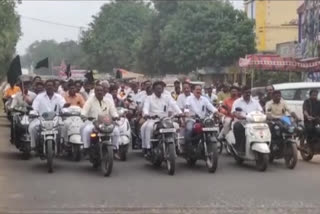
top-left (251, 142), bottom-right (270, 154)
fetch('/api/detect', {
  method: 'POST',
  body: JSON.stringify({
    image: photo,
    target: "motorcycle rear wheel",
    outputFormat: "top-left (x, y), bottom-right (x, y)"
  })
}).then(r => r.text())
top-left (22, 144), bottom-right (31, 160)
top-left (46, 140), bottom-right (54, 173)
top-left (101, 145), bottom-right (113, 177)
top-left (166, 144), bottom-right (176, 175)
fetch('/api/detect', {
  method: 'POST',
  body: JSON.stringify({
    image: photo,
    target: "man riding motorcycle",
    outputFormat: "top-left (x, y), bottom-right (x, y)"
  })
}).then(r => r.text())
top-left (177, 81), bottom-right (191, 111)
top-left (303, 89), bottom-right (320, 143)
top-left (81, 84), bottom-right (120, 157)
top-left (232, 86), bottom-right (263, 154)
top-left (29, 79), bottom-right (67, 150)
top-left (141, 80), bottom-right (182, 157)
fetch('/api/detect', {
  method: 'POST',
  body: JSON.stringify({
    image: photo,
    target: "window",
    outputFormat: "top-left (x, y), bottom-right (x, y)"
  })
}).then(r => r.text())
top-left (280, 89), bottom-right (296, 100)
top-left (300, 88), bottom-right (320, 100)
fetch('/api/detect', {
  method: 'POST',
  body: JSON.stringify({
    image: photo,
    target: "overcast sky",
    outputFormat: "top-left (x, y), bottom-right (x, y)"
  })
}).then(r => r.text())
top-left (16, 0), bottom-right (244, 55)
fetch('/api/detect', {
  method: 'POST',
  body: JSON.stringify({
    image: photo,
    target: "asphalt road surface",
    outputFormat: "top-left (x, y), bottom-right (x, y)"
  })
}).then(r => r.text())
top-left (0, 117), bottom-right (320, 214)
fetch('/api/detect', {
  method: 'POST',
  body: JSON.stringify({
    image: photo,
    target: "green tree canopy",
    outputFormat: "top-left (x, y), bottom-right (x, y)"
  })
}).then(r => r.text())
top-left (80, 1), bottom-right (153, 73)
top-left (0, 0), bottom-right (21, 78)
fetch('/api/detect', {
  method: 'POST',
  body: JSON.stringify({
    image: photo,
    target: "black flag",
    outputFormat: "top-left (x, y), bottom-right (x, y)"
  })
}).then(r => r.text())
top-left (7, 55), bottom-right (22, 85)
top-left (35, 57), bottom-right (49, 69)
top-left (116, 69), bottom-right (122, 79)
top-left (85, 70), bottom-right (94, 83)
top-left (66, 64), bottom-right (71, 78)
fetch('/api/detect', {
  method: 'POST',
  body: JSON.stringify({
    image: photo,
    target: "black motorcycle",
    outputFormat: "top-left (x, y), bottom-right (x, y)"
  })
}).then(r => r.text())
top-left (89, 115), bottom-right (115, 177)
top-left (146, 115), bottom-right (178, 175)
top-left (180, 114), bottom-right (219, 173)
top-left (268, 116), bottom-right (299, 169)
top-left (11, 107), bottom-right (32, 159)
top-left (299, 118), bottom-right (320, 161)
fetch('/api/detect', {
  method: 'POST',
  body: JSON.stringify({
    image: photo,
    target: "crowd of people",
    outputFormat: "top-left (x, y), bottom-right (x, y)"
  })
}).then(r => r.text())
top-left (3, 75), bottom-right (320, 159)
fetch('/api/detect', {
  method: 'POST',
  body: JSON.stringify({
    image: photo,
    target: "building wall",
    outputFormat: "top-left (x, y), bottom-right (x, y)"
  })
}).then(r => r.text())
top-left (245, 0), bottom-right (300, 53)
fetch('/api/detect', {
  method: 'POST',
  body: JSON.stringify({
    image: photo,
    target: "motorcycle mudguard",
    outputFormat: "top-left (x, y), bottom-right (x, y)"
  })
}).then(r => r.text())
top-left (69, 135), bottom-right (83, 145)
top-left (251, 143), bottom-right (270, 154)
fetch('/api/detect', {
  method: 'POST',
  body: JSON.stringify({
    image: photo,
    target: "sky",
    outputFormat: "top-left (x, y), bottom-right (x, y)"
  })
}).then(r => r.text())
top-left (16, 0), bottom-right (244, 55)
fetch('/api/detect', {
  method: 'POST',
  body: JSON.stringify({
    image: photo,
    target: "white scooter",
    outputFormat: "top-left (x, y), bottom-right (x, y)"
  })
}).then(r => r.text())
top-left (116, 107), bottom-right (131, 161)
top-left (225, 109), bottom-right (271, 171)
top-left (61, 106), bottom-right (84, 161)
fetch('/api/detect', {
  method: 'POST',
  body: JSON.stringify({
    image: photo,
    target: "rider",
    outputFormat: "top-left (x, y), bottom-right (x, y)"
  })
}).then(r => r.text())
top-left (141, 80), bottom-right (182, 157)
top-left (184, 84), bottom-right (220, 147)
top-left (177, 81), bottom-right (191, 111)
top-left (217, 84), bottom-right (230, 102)
top-left (64, 81), bottom-right (85, 108)
top-left (204, 84), bottom-right (218, 106)
top-left (218, 86), bottom-right (239, 140)
top-left (29, 80), bottom-right (67, 150)
top-left (80, 79), bottom-right (94, 101)
top-left (3, 82), bottom-right (20, 106)
top-left (81, 84), bottom-right (120, 156)
top-left (232, 86), bottom-right (263, 153)
top-left (260, 85), bottom-right (274, 109)
top-left (303, 89), bottom-right (320, 143)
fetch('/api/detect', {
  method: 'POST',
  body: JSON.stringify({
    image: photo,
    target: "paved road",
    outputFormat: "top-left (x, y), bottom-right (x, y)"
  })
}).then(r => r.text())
top-left (0, 117), bottom-right (320, 214)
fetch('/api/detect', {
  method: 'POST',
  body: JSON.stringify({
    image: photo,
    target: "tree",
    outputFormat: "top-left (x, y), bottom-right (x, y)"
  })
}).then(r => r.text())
top-left (137, 1), bottom-right (255, 75)
top-left (80, 1), bottom-right (153, 72)
top-left (21, 40), bottom-right (89, 73)
top-left (0, 0), bottom-right (21, 78)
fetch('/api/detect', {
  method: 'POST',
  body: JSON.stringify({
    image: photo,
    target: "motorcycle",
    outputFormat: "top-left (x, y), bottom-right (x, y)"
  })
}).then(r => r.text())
top-left (127, 99), bottom-right (142, 150)
top-left (89, 114), bottom-right (115, 177)
top-left (268, 116), bottom-right (298, 169)
top-left (11, 106), bottom-right (32, 159)
top-left (180, 114), bottom-right (219, 173)
top-left (30, 110), bottom-right (61, 173)
top-left (116, 107), bottom-right (131, 161)
top-left (299, 118), bottom-right (320, 161)
top-left (226, 110), bottom-right (271, 171)
top-left (61, 106), bottom-right (84, 161)
top-left (146, 115), bottom-right (178, 175)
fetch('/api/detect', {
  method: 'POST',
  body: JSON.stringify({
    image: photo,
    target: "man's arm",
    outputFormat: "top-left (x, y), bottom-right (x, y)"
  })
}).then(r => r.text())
top-left (32, 95), bottom-right (40, 112)
top-left (142, 96), bottom-right (150, 117)
top-left (169, 96), bottom-right (182, 115)
top-left (205, 98), bottom-right (218, 114)
top-left (81, 98), bottom-right (91, 117)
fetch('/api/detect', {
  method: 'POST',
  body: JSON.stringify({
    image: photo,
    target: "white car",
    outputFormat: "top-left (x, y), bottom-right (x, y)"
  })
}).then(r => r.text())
top-left (273, 82), bottom-right (320, 119)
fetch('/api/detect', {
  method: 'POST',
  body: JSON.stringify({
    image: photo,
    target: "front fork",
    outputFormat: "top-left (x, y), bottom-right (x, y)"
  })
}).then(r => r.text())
top-left (162, 134), bottom-right (175, 160)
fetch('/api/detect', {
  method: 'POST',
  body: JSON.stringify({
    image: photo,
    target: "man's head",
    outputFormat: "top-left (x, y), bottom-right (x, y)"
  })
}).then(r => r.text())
top-left (174, 80), bottom-right (180, 88)
top-left (182, 82), bottom-right (191, 96)
top-left (68, 81), bottom-right (76, 97)
top-left (45, 80), bottom-right (55, 96)
top-left (131, 82), bottom-right (138, 93)
top-left (153, 81), bottom-right (164, 97)
top-left (206, 86), bottom-right (213, 95)
top-left (35, 81), bottom-right (44, 94)
top-left (54, 79), bottom-right (60, 92)
top-left (193, 84), bottom-right (202, 99)
top-left (272, 90), bottom-right (282, 103)
top-left (75, 81), bottom-right (82, 93)
top-left (101, 80), bottom-right (110, 95)
top-left (83, 80), bottom-right (93, 92)
top-left (175, 85), bottom-right (181, 95)
top-left (95, 84), bottom-right (104, 101)
top-left (110, 85), bottom-right (118, 98)
top-left (310, 89), bottom-right (319, 100)
top-left (61, 80), bottom-right (68, 91)
top-left (266, 85), bottom-right (274, 97)
top-left (222, 84), bottom-right (230, 93)
top-left (242, 85), bottom-right (251, 101)
top-left (230, 86), bottom-right (239, 98)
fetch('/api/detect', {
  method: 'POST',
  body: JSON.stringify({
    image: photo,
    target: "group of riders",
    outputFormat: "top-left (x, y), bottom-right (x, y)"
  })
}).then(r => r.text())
top-left (3, 74), bottom-right (320, 175)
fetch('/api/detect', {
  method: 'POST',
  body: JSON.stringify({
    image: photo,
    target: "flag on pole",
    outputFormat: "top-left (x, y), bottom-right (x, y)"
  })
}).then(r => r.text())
top-left (35, 57), bottom-right (49, 69)
top-left (7, 55), bottom-right (22, 85)
top-left (66, 64), bottom-right (71, 78)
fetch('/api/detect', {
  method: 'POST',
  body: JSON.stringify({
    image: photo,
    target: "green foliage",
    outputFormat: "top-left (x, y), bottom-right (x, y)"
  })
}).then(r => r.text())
top-left (80, 1), bottom-right (153, 72)
top-left (21, 40), bottom-right (89, 71)
top-left (138, 1), bottom-right (255, 75)
top-left (0, 0), bottom-right (21, 78)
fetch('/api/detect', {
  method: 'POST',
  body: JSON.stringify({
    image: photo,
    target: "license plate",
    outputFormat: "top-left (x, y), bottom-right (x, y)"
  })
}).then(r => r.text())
top-left (159, 128), bottom-right (176, 133)
top-left (41, 130), bottom-right (58, 135)
top-left (202, 127), bottom-right (219, 132)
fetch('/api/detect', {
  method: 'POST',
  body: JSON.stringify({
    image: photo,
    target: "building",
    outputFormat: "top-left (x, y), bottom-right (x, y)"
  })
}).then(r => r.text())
top-left (245, 0), bottom-right (301, 53)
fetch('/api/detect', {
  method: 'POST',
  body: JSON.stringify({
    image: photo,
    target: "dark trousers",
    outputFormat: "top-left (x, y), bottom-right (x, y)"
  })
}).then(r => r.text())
top-left (233, 121), bottom-right (245, 152)
top-left (305, 121), bottom-right (316, 143)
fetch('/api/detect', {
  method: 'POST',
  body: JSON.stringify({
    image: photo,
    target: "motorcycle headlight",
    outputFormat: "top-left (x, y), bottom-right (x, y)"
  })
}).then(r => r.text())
top-left (287, 126), bottom-right (295, 134)
top-left (42, 121), bottom-right (54, 130)
top-left (204, 118), bottom-right (214, 127)
top-left (162, 118), bottom-right (174, 129)
top-left (99, 124), bottom-right (114, 133)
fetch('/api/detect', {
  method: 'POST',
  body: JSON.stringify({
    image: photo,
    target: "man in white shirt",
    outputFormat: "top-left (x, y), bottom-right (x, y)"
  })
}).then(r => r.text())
top-left (204, 85), bottom-right (218, 105)
top-left (184, 84), bottom-right (220, 146)
top-left (232, 86), bottom-right (263, 153)
top-left (136, 80), bottom-right (152, 110)
top-left (80, 79), bottom-right (94, 101)
top-left (29, 80), bottom-right (67, 149)
top-left (81, 84), bottom-right (120, 153)
top-left (141, 81), bottom-right (182, 156)
top-left (177, 82), bottom-right (191, 110)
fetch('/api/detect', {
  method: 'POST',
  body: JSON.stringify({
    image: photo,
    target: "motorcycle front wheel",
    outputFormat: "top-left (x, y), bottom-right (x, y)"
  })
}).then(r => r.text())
top-left (22, 143), bottom-right (31, 160)
top-left (72, 144), bottom-right (81, 162)
top-left (166, 143), bottom-right (176, 175)
top-left (206, 142), bottom-right (218, 173)
top-left (119, 144), bottom-right (129, 161)
top-left (300, 138), bottom-right (314, 161)
top-left (284, 142), bottom-right (298, 169)
top-left (255, 152), bottom-right (268, 172)
top-left (101, 144), bottom-right (113, 177)
top-left (46, 140), bottom-right (54, 173)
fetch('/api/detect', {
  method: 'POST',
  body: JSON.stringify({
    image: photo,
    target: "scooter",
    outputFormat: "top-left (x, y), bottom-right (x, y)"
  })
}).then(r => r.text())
top-left (226, 109), bottom-right (271, 171)
top-left (268, 116), bottom-right (298, 169)
top-left (61, 106), bottom-right (84, 161)
top-left (11, 106), bottom-right (32, 159)
top-left (116, 107), bottom-right (131, 161)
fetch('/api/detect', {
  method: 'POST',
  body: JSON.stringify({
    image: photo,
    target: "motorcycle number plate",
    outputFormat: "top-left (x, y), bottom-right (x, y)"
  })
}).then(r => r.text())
top-left (203, 127), bottom-right (218, 132)
top-left (41, 130), bottom-right (58, 135)
top-left (159, 128), bottom-right (176, 133)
